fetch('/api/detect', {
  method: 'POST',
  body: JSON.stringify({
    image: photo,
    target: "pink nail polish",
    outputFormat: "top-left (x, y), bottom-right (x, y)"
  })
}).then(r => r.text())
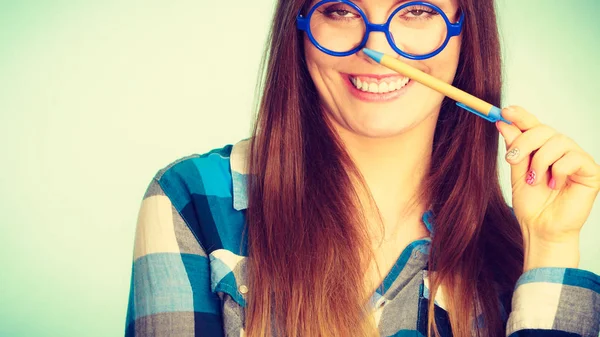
top-left (526, 170), bottom-right (536, 185)
top-left (549, 178), bottom-right (556, 190)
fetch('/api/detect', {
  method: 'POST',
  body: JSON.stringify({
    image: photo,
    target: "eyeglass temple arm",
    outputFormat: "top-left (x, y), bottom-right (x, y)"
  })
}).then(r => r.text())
top-left (296, 15), bottom-right (308, 31)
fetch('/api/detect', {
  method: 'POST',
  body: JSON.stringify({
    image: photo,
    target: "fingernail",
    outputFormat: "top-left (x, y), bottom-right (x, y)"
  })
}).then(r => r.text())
top-left (503, 106), bottom-right (515, 112)
top-left (549, 177), bottom-right (556, 190)
top-left (526, 170), bottom-right (536, 185)
top-left (495, 121), bottom-right (501, 132)
top-left (505, 148), bottom-right (520, 161)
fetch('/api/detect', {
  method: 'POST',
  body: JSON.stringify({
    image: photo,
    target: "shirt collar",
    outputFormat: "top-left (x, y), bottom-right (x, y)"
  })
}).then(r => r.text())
top-left (230, 139), bottom-right (250, 211)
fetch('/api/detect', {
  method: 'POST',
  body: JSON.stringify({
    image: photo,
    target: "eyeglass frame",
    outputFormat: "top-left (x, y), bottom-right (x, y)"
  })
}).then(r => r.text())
top-left (296, 0), bottom-right (465, 60)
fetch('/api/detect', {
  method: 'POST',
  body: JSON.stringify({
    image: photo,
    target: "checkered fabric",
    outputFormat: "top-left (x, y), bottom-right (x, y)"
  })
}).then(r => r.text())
top-left (125, 139), bottom-right (600, 337)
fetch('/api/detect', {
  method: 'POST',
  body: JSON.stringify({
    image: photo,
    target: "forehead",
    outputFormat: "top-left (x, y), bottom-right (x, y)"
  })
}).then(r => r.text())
top-left (308, 0), bottom-right (459, 11)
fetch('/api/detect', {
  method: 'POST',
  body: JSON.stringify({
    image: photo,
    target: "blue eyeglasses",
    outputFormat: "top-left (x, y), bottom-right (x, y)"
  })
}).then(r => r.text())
top-left (296, 0), bottom-right (464, 60)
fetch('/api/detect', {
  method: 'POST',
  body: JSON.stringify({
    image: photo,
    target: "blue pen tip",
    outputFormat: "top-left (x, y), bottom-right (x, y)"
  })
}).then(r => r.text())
top-left (362, 48), bottom-right (384, 63)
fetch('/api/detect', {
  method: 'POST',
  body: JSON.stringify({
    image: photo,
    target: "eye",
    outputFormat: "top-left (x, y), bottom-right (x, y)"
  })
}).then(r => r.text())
top-left (409, 9), bottom-right (427, 16)
top-left (320, 4), bottom-right (360, 19)
top-left (331, 9), bottom-right (352, 17)
top-left (400, 5), bottom-right (439, 20)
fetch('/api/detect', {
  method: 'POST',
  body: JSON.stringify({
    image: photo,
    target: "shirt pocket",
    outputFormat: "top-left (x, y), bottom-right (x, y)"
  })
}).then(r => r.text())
top-left (209, 248), bottom-right (248, 308)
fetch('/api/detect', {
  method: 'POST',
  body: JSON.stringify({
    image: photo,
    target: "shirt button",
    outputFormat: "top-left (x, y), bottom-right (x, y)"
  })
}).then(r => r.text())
top-left (239, 285), bottom-right (249, 294)
top-left (376, 298), bottom-right (387, 308)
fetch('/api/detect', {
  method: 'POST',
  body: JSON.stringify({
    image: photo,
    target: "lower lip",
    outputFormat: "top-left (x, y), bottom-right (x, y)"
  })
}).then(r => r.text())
top-left (345, 75), bottom-right (413, 102)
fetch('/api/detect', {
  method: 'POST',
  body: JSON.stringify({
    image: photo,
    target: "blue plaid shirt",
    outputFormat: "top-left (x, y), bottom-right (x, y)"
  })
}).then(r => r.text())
top-left (125, 139), bottom-right (600, 336)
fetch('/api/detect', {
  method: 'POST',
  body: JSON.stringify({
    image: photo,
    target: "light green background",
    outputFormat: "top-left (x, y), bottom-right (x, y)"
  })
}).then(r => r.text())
top-left (0, 1), bottom-right (598, 336)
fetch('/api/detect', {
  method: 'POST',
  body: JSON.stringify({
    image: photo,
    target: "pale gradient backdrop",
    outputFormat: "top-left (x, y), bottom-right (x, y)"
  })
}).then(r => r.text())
top-left (0, 1), bottom-right (598, 336)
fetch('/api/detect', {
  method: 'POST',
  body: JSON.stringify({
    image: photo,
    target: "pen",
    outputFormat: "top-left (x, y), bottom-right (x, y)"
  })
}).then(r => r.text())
top-left (362, 48), bottom-right (511, 124)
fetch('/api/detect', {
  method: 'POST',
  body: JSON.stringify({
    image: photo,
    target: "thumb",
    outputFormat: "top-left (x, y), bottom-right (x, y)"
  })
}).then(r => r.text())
top-left (496, 120), bottom-right (521, 150)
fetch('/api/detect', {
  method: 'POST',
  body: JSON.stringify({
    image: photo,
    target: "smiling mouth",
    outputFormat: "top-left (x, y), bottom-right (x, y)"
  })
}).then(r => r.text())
top-left (349, 75), bottom-right (411, 94)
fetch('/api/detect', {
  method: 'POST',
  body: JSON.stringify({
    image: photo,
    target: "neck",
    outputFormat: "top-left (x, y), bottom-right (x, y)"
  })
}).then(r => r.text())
top-left (334, 114), bottom-right (438, 240)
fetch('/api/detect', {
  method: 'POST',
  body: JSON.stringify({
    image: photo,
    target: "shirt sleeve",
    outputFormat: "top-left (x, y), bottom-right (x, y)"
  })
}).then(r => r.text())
top-left (124, 177), bottom-right (224, 337)
top-left (506, 267), bottom-right (600, 337)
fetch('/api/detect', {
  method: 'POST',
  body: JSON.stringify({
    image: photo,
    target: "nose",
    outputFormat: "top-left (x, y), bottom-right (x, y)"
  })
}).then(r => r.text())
top-left (360, 28), bottom-right (397, 64)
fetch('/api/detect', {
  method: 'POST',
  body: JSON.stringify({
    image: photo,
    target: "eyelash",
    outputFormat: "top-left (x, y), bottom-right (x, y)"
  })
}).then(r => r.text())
top-left (318, 4), bottom-right (441, 22)
top-left (321, 6), bottom-right (360, 20)
top-left (399, 6), bottom-right (439, 20)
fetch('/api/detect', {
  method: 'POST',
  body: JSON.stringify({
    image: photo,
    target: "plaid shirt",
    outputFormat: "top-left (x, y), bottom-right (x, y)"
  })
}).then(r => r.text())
top-left (125, 139), bottom-right (600, 337)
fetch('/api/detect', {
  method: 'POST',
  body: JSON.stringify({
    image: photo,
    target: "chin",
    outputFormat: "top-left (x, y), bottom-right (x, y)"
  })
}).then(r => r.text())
top-left (350, 108), bottom-right (438, 139)
top-left (351, 122), bottom-right (412, 139)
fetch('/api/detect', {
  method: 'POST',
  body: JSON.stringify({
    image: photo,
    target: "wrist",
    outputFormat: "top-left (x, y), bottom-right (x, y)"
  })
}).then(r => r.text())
top-left (523, 234), bottom-right (580, 272)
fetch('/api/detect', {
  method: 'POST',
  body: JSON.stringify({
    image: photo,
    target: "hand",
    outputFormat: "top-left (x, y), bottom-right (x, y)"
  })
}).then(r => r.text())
top-left (495, 105), bottom-right (600, 270)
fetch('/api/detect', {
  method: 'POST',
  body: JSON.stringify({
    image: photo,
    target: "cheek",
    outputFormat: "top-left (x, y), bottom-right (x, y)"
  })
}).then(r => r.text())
top-left (449, 35), bottom-right (462, 64)
top-left (304, 38), bottom-right (324, 73)
top-left (303, 37), bottom-right (344, 76)
top-left (430, 36), bottom-right (462, 83)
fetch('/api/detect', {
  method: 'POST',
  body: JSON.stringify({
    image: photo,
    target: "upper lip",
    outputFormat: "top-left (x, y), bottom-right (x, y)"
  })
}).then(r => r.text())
top-left (348, 73), bottom-right (402, 79)
top-left (346, 73), bottom-right (409, 82)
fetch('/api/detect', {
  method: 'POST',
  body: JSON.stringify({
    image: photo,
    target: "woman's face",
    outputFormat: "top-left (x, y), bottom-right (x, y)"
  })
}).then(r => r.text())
top-left (304, 0), bottom-right (462, 138)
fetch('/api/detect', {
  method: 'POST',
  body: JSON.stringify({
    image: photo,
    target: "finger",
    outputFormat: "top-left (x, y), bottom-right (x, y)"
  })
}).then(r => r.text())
top-left (500, 105), bottom-right (542, 132)
top-left (496, 119), bottom-right (522, 150)
top-left (505, 124), bottom-right (557, 166)
top-left (551, 151), bottom-right (600, 190)
top-left (500, 125), bottom-right (557, 186)
top-left (528, 133), bottom-right (580, 187)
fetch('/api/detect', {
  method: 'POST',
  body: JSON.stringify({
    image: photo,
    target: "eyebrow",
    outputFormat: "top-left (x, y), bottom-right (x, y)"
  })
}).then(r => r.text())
top-left (352, 0), bottom-right (451, 8)
top-left (350, 0), bottom-right (454, 14)
top-left (352, 0), bottom-right (421, 4)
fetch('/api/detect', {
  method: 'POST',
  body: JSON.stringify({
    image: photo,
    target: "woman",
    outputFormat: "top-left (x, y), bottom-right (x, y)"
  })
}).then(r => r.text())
top-left (125, 0), bottom-right (600, 336)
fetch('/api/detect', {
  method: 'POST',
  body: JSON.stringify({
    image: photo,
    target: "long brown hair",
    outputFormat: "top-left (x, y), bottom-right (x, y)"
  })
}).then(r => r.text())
top-left (244, 0), bottom-right (524, 336)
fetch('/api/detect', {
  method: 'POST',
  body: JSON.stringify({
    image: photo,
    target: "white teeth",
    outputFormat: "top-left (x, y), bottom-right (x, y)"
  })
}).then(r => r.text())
top-left (350, 76), bottom-right (410, 93)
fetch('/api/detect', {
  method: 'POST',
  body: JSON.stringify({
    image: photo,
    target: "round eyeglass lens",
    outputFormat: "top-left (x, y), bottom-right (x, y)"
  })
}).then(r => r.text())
top-left (308, 1), bottom-right (366, 53)
top-left (388, 3), bottom-right (448, 56)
